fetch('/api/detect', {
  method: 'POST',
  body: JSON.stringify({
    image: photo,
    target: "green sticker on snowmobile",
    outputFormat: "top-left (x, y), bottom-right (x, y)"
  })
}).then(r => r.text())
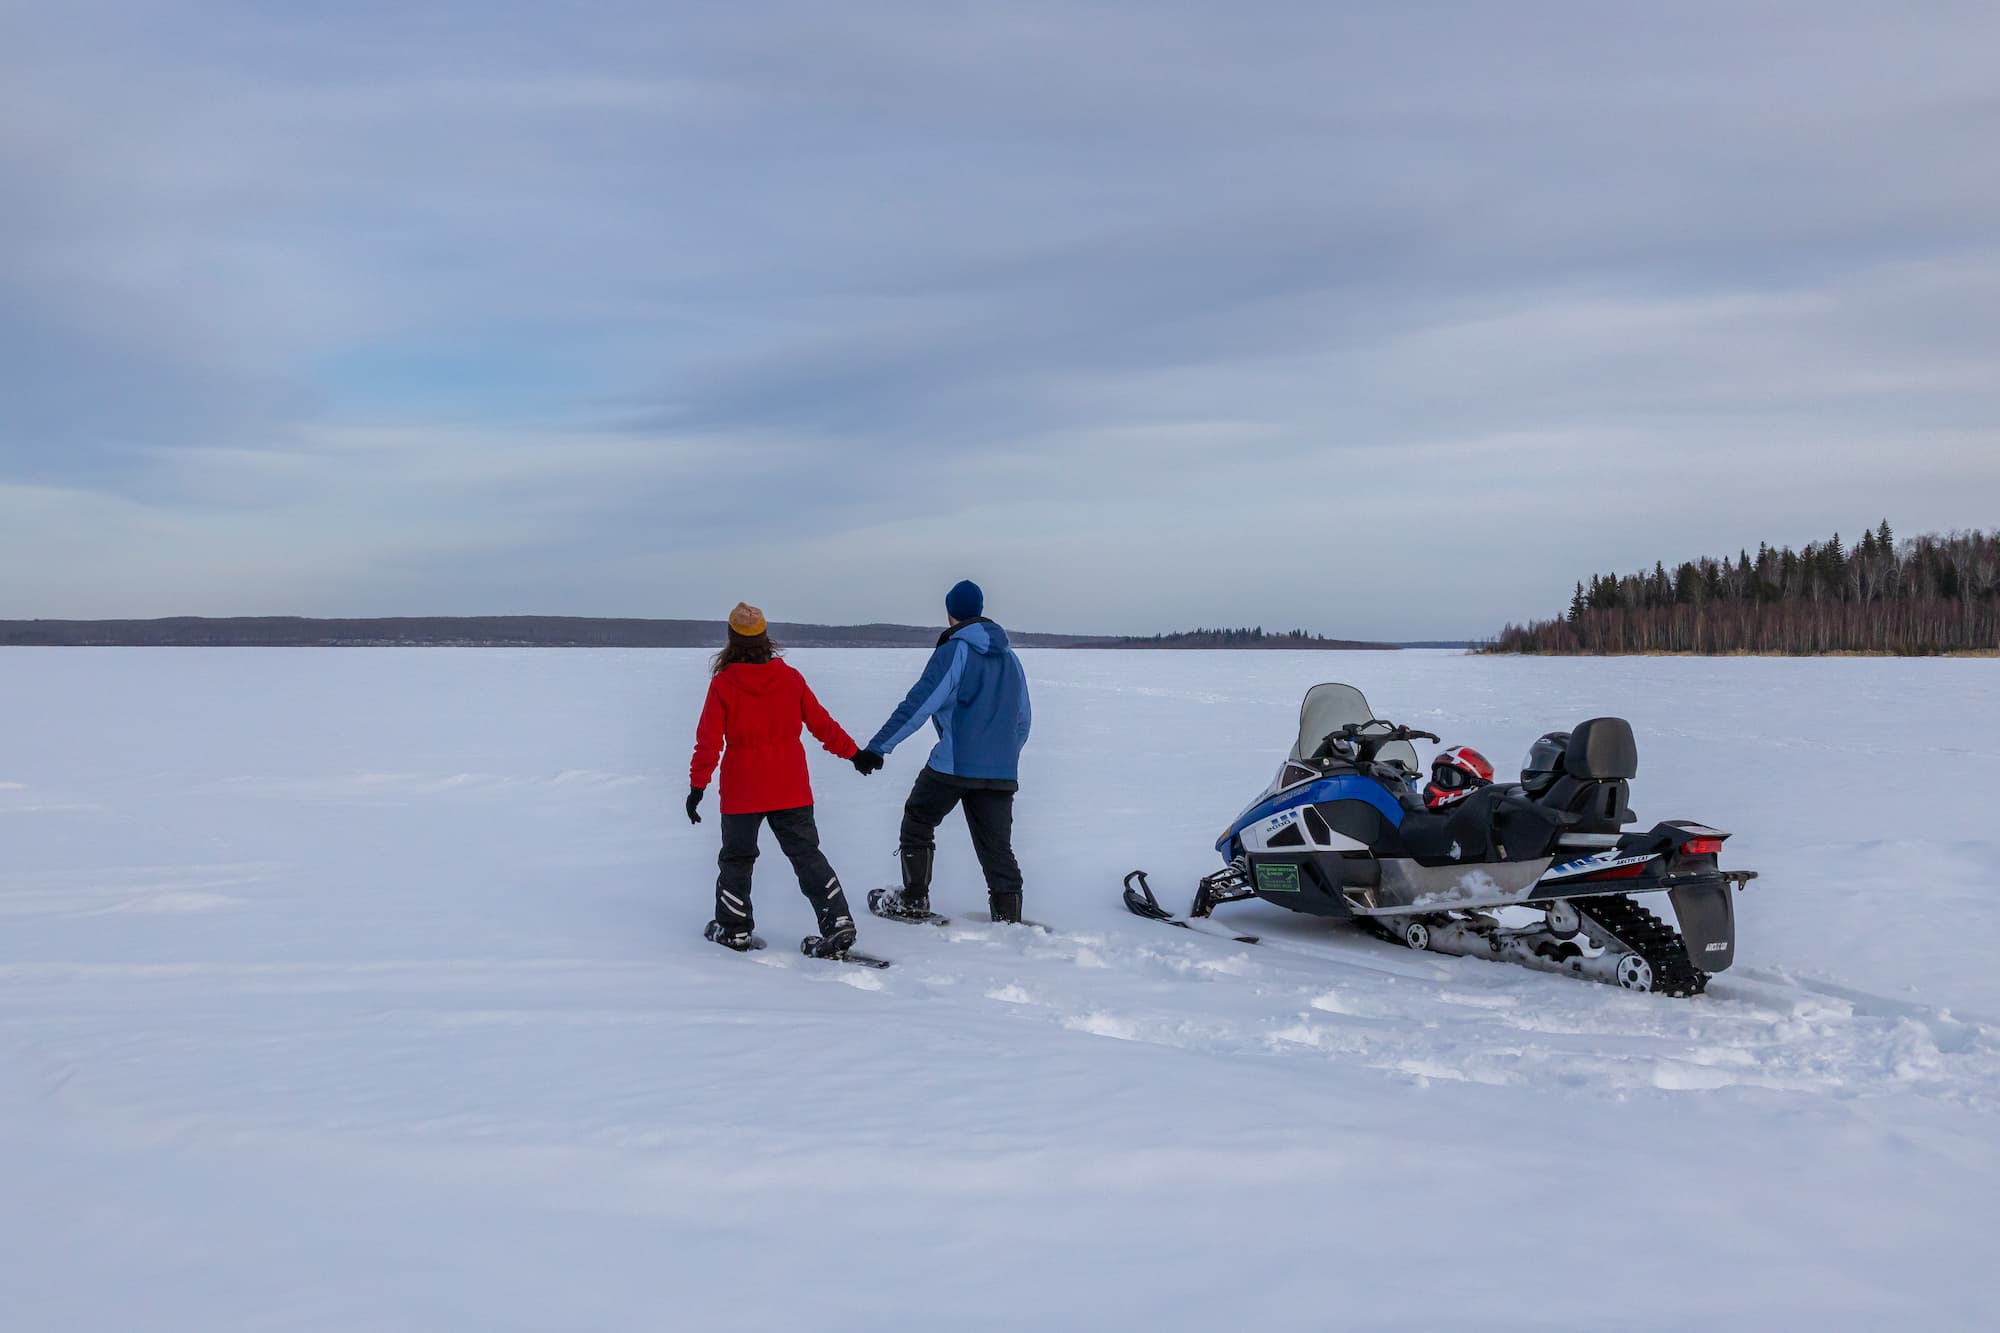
top-left (1255, 863), bottom-right (1301, 893)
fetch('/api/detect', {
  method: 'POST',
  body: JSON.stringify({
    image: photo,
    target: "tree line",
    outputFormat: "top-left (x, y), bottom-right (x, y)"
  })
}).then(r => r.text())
top-left (0, 616), bottom-right (1398, 651)
top-left (1487, 522), bottom-right (2000, 655)
top-left (1111, 627), bottom-right (1394, 650)
top-left (0, 616), bottom-right (1114, 649)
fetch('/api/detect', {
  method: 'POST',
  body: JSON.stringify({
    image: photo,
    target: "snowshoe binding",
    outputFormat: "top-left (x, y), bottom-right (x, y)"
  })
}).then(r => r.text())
top-left (869, 848), bottom-right (947, 925)
top-left (868, 888), bottom-right (948, 926)
top-left (800, 925), bottom-right (891, 969)
top-left (704, 920), bottom-right (766, 953)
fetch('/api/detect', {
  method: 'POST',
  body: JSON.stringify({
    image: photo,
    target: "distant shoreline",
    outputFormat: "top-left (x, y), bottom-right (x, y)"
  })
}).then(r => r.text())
top-left (0, 616), bottom-right (1430, 650)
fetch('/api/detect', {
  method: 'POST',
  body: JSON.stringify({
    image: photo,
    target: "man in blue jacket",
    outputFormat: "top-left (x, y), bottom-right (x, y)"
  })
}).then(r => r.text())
top-left (852, 580), bottom-right (1032, 923)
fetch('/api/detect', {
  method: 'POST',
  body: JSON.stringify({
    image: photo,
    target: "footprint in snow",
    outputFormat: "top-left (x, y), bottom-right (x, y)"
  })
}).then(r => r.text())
top-left (1062, 1012), bottom-right (1142, 1041)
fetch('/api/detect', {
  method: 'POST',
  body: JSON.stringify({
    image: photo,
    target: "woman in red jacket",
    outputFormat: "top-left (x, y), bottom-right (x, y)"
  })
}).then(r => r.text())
top-left (688, 602), bottom-right (866, 955)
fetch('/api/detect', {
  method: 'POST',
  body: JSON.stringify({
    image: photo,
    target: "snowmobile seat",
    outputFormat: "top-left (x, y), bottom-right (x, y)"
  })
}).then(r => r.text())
top-left (1395, 811), bottom-right (1456, 863)
top-left (1492, 794), bottom-right (1565, 860)
top-left (1395, 789), bottom-right (1504, 865)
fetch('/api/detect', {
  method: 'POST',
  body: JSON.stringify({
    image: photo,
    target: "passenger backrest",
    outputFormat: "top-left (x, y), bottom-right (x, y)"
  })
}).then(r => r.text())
top-left (1564, 717), bottom-right (1638, 781)
top-left (1542, 774), bottom-right (1635, 832)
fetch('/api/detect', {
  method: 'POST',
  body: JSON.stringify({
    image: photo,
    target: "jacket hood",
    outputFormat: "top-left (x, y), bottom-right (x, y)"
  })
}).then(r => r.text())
top-left (718, 660), bottom-right (792, 694)
top-left (942, 618), bottom-right (1010, 655)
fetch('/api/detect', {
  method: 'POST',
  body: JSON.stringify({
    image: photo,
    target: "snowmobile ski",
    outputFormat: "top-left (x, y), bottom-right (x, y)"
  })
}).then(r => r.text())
top-left (1124, 871), bottom-right (1452, 981)
top-left (1124, 871), bottom-right (1260, 943)
top-left (799, 936), bottom-right (893, 969)
top-left (867, 887), bottom-right (950, 927)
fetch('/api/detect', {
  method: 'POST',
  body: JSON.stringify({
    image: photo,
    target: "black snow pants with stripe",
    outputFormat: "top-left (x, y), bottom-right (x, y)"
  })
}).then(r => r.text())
top-left (713, 805), bottom-right (854, 937)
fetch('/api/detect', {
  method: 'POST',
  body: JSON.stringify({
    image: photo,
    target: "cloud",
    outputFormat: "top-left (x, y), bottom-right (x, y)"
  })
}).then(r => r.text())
top-left (2, 1), bottom-right (1997, 635)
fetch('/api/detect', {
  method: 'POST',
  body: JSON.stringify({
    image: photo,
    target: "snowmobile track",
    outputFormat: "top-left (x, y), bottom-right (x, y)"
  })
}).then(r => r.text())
top-left (1575, 894), bottom-right (1709, 997)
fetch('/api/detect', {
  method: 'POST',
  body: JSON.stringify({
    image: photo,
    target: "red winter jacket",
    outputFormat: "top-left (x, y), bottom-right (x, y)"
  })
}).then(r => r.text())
top-left (690, 661), bottom-right (859, 815)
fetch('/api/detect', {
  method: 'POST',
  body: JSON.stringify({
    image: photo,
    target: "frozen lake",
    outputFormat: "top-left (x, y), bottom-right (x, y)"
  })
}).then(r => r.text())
top-left (2, 647), bottom-right (1995, 1331)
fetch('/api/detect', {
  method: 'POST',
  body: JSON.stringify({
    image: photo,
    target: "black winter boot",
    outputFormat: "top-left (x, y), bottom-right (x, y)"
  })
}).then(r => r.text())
top-left (897, 846), bottom-right (933, 913)
top-left (988, 891), bottom-right (1023, 924)
top-left (819, 910), bottom-right (857, 954)
top-left (803, 920), bottom-right (858, 958)
top-left (868, 846), bottom-right (933, 918)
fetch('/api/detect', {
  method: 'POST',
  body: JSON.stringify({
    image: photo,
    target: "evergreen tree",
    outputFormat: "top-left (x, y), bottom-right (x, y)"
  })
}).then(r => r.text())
top-left (1481, 520), bottom-right (1998, 656)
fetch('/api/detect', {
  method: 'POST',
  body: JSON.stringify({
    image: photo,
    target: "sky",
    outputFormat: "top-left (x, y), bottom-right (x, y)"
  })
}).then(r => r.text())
top-left (3, 1), bottom-right (1997, 639)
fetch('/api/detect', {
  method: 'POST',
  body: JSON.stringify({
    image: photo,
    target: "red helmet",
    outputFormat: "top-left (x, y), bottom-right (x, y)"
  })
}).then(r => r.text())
top-left (1424, 745), bottom-right (1494, 810)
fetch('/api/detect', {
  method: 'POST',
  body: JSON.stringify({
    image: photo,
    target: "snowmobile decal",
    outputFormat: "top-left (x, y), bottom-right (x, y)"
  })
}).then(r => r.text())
top-left (1220, 774), bottom-right (1405, 855)
top-left (1545, 849), bottom-right (1659, 879)
top-left (1254, 863), bottom-right (1301, 893)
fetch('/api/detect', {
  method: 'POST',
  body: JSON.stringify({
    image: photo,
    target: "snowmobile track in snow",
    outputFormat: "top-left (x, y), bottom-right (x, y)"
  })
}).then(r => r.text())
top-left (862, 908), bottom-right (2000, 1109)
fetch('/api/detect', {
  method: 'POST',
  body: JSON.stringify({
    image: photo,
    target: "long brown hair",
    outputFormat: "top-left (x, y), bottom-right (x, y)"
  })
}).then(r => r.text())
top-left (711, 630), bottom-right (781, 675)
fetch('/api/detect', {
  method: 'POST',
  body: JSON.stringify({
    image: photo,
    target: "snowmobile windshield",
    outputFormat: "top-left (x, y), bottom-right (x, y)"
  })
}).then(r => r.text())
top-left (1290, 683), bottom-right (1420, 771)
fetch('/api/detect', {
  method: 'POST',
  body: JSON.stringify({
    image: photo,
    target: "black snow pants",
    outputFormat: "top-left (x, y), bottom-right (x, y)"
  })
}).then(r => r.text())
top-left (899, 767), bottom-right (1024, 902)
top-left (714, 805), bottom-right (854, 937)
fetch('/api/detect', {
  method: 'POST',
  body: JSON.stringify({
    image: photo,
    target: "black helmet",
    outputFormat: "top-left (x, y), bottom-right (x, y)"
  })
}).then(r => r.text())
top-left (1521, 731), bottom-right (1571, 797)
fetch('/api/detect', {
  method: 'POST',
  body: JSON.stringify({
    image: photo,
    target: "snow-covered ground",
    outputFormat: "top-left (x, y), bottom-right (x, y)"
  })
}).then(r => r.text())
top-left (3, 647), bottom-right (1995, 1331)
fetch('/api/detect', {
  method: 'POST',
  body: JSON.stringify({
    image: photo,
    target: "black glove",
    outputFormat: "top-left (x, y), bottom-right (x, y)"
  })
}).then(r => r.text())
top-left (851, 750), bottom-right (884, 775)
top-left (686, 787), bottom-right (705, 824)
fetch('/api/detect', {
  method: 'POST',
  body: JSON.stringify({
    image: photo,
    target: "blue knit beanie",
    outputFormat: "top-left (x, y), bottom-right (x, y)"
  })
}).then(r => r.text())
top-left (945, 580), bottom-right (984, 621)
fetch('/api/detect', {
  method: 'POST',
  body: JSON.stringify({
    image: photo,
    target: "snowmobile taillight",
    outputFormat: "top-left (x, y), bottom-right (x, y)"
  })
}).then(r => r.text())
top-left (1681, 837), bottom-right (1725, 857)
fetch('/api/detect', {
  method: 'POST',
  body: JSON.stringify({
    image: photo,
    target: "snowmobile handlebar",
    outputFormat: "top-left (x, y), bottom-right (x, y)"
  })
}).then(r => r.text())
top-left (1316, 721), bottom-right (1443, 763)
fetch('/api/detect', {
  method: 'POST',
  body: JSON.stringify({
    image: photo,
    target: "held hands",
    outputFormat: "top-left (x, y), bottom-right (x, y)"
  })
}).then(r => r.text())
top-left (686, 787), bottom-right (705, 824)
top-left (851, 750), bottom-right (885, 776)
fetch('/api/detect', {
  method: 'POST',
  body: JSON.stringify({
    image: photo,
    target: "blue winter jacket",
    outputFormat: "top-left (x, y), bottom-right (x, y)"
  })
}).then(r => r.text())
top-left (867, 619), bottom-right (1032, 782)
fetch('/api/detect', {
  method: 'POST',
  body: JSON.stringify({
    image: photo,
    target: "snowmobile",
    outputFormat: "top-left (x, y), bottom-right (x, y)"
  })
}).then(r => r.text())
top-left (1122, 683), bottom-right (1758, 997)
